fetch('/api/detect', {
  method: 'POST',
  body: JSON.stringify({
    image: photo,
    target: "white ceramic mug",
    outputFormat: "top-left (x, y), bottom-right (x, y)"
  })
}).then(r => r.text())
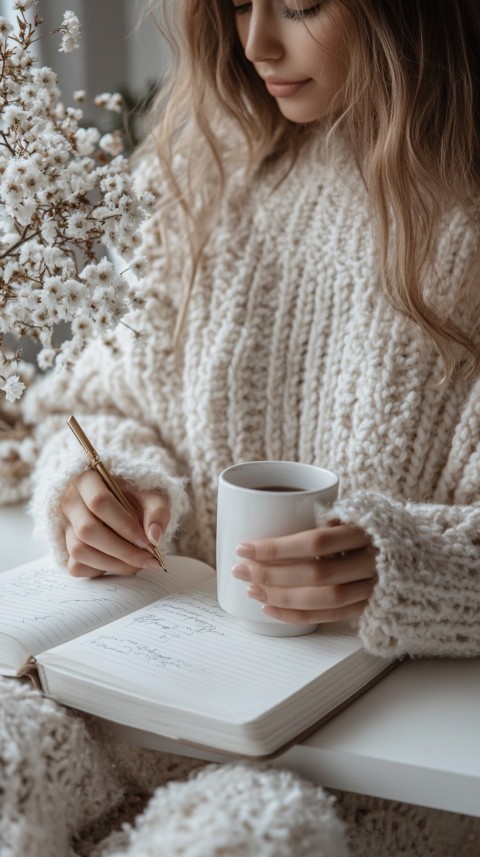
top-left (216, 460), bottom-right (339, 636)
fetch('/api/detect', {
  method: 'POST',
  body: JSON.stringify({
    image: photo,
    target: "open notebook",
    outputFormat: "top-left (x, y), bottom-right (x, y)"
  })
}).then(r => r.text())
top-left (0, 555), bottom-right (394, 757)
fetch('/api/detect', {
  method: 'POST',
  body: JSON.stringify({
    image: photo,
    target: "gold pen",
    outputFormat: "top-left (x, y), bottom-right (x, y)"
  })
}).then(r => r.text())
top-left (67, 415), bottom-right (167, 572)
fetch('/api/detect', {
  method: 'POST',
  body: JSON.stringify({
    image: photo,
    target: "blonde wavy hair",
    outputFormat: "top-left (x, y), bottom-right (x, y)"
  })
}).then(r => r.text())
top-left (141, 0), bottom-right (480, 382)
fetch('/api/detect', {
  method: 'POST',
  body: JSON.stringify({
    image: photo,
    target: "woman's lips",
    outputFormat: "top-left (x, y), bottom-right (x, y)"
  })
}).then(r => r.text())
top-left (264, 78), bottom-right (311, 98)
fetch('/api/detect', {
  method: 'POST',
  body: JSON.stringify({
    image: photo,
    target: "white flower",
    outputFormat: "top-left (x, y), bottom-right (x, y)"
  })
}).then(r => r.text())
top-left (130, 232), bottom-right (142, 251)
top-left (129, 289), bottom-right (145, 310)
top-left (71, 315), bottom-right (93, 338)
top-left (44, 142), bottom-right (71, 170)
top-left (32, 66), bottom-right (58, 87)
top-left (60, 159), bottom-right (96, 197)
top-left (24, 165), bottom-right (46, 195)
top-left (42, 218), bottom-right (57, 245)
top-left (1, 375), bottom-right (26, 403)
top-left (19, 243), bottom-right (41, 272)
top-left (86, 296), bottom-right (100, 317)
top-left (56, 337), bottom-right (84, 370)
top-left (37, 349), bottom-right (56, 371)
top-left (94, 311), bottom-right (113, 333)
top-left (46, 304), bottom-right (62, 325)
top-left (140, 191), bottom-right (157, 214)
top-left (3, 261), bottom-right (21, 284)
top-left (66, 106), bottom-right (83, 123)
top-left (39, 328), bottom-right (53, 347)
top-left (61, 279), bottom-right (84, 314)
top-left (58, 11), bottom-right (81, 53)
top-left (3, 77), bottom-right (20, 100)
top-left (117, 194), bottom-right (137, 214)
top-left (94, 92), bottom-right (123, 113)
top-left (43, 248), bottom-right (75, 276)
top-left (0, 9), bottom-right (149, 400)
top-left (90, 205), bottom-right (112, 222)
top-left (9, 46), bottom-right (32, 70)
top-left (31, 306), bottom-right (50, 326)
top-left (95, 258), bottom-right (116, 286)
top-left (129, 256), bottom-right (148, 278)
top-left (27, 290), bottom-right (44, 310)
top-left (109, 93), bottom-right (123, 113)
top-left (2, 103), bottom-right (29, 129)
top-left (13, 0), bottom-right (37, 11)
top-left (2, 177), bottom-right (24, 207)
top-left (99, 133), bottom-right (124, 157)
top-left (100, 174), bottom-right (125, 196)
top-left (113, 239), bottom-right (134, 260)
top-left (94, 93), bottom-right (109, 108)
top-left (73, 90), bottom-right (86, 103)
top-left (105, 155), bottom-right (127, 175)
top-left (75, 126), bottom-right (100, 156)
top-left (0, 17), bottom-right (12, 42)
top-left (14, 199), bottom-right (36, 227)
top-left (66, 211), bottom-right (91, 240)
top-left (43, 276), bottom-right (64, 308)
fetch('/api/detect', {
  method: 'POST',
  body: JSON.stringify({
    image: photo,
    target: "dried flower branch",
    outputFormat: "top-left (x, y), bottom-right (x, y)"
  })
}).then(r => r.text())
top-left (0, 3), bottom-right (156, 402)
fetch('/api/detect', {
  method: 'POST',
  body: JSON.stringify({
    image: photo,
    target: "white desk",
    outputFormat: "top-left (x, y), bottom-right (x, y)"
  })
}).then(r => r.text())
top-left (1, 505), bottom-right (479, 817)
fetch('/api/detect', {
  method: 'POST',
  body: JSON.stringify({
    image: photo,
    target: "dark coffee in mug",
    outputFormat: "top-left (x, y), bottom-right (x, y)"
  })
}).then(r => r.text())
top-left (255, 485), bottom-right (305, 492)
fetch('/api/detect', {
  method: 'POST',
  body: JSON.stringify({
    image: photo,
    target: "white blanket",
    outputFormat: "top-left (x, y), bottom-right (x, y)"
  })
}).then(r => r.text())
top-left (0, 680), bottom-right (478, 857)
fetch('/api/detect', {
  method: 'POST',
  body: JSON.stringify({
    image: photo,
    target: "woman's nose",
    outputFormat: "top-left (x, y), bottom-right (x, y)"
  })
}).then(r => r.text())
top-left (243, 9), bottom-right (284, 63)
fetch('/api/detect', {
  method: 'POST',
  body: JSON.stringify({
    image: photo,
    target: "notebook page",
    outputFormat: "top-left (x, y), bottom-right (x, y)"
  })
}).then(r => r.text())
top-left (0, 555), bottom-right (213, 666)
top-left (38, 580), bottom-right (363, 723)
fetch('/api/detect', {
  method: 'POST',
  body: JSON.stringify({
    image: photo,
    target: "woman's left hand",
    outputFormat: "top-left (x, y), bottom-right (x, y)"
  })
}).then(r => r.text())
top-left (233, 522), bottom-right (377, 625)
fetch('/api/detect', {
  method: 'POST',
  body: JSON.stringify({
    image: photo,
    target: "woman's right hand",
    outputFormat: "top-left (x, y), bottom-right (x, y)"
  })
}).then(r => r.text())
top-left (60, 470), bottom-right (171, 577)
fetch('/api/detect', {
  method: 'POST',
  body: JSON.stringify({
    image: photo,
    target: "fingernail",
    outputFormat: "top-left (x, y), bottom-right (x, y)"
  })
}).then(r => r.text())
top-left (134, 538), bottom-right (150, 550)
top-left (247, 585), bottom-right (266, 602)
top-left (236, 543), bottom-right (254, 559)
top-left (143, 556), bottom-right (162, 570)
top-left (262, 605), bottom-right (278, 617)
top-left (232, 564), bottom-right (251, 581)
top-left (148, 524), bottom-right (163, 545)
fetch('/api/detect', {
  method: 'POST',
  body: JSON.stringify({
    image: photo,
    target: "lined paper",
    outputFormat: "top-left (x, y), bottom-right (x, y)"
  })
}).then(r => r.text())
top-left (39, 581), bottom-right (362, 722)
top-left (0, 555), bottom-right (213, 667)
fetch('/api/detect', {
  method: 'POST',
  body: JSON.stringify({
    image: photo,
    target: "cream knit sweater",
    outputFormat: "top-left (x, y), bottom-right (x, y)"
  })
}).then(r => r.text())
top-left (2, 131), bottom-right (480, 857)
top-left (19, 131), bottom-right (480, 661)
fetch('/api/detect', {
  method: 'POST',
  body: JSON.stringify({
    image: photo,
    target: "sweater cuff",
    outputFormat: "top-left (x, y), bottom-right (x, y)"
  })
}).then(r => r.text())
top-left (29, 415), bottom-right (189, 569)
top-left (319, 490), bottom-right (480, 660)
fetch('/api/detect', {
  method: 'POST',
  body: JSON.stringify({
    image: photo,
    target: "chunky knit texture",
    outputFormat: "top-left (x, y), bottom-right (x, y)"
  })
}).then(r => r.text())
top-left (0, 679), bottom-right (124, 856)
top-left (1, 131), bottom-right (480, 856)
top-left (1, 679), bottom-right (479, 857)
top-left (16, 131), bottom-right (480, 660)
top-left (102, 764), bottom-right (349, 857)
top-left (0, 680), bottom-right (348, 857)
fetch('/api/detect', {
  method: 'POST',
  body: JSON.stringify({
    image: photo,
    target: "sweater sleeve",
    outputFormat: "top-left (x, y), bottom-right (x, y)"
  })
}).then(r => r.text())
top-left (326, 492), bottom-right (480, 659)
top-left (20, 336), bottom-right (189, 569)
top-left (321, 380), bottom-right (480, 660)
top-left (30, 416), bottom-right (189, 570)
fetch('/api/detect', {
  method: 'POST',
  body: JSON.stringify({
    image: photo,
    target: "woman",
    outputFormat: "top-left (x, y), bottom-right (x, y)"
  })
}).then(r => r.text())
top-left (3, 1), bottom-right (480, 854)
top-left (27, 0), bottom-right (480, 657)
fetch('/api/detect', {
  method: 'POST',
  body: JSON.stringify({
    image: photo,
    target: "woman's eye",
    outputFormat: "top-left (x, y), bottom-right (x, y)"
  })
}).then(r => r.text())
top-left (233, 2), bottom-right (252, 14)
top-left (281, 2), bottom-right (325, 21)
top-left (233, 2), bottom-right (325, 19)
